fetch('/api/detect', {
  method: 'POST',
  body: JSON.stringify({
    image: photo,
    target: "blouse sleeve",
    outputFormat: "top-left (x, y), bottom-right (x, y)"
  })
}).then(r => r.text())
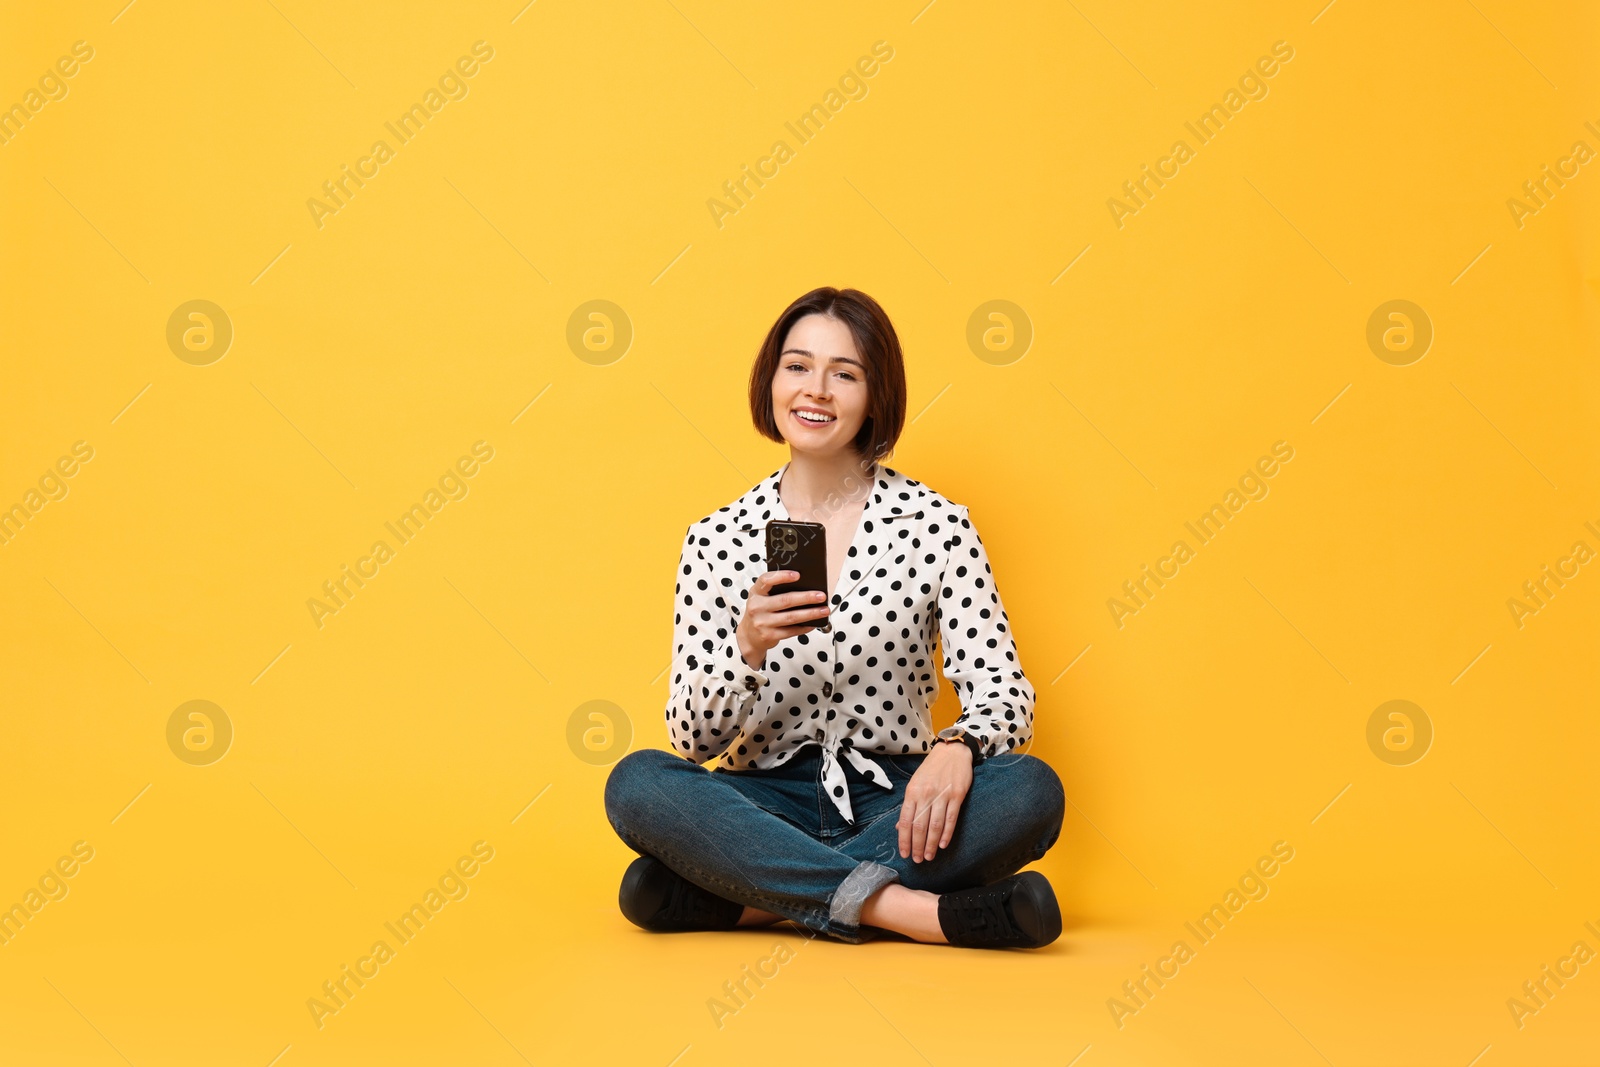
top-left (665, 524), bottom-right (768, 761)
top-left (934, 504), bottom-right (1036, 759)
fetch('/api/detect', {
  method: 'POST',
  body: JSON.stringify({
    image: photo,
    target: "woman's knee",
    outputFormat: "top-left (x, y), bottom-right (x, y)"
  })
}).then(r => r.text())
top-left (986, 753), bottom-right (1065, 829)
top-left (603, 747), bottom-right (682, 825)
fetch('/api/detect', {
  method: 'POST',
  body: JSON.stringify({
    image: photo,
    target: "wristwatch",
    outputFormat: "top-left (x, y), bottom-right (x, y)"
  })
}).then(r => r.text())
top-left (934, 727), bottom-right (985, 764)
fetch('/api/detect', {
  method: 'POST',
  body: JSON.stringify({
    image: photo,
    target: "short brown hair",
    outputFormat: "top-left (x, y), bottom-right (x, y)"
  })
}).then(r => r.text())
top-left (748, 287), bottom-right (907, 462)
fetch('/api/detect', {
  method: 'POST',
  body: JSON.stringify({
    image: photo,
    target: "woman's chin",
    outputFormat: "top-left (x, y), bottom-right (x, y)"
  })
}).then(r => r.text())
top-left (784, 442), bottom-right (871, 467)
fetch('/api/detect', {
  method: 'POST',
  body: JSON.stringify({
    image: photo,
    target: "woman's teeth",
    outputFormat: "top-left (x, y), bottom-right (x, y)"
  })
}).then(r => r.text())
top-left (794, 411), bottom-right (835, 424)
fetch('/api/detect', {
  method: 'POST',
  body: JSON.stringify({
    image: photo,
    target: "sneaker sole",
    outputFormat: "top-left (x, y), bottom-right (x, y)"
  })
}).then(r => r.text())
top-left (1008, 871), bottom-right (1063, 947)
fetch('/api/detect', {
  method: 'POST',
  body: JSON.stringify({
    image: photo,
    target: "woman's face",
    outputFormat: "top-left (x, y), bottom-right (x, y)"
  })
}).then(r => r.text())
top-left (770, 313), bottom-right (870, 459)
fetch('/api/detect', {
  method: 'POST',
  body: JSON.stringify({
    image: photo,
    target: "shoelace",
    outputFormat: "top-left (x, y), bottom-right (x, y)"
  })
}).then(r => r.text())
top-left (945, 884), bottom-right (1020, 945)
top-left (663, 873), bottom-right (737, 928)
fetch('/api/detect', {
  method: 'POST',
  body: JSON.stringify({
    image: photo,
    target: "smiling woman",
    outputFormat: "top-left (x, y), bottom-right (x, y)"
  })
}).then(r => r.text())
top-left (747, 287), bottom-right (905, 466)
top-left (603, 287), bottom-right (1066, 951)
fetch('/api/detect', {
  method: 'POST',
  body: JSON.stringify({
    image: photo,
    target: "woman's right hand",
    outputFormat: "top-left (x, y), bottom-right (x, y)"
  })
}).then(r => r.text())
top-left (737, 571), bottom-right (830, 670)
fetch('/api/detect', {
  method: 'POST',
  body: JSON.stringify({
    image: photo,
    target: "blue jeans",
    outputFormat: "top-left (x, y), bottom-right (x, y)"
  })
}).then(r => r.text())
top-left (604, 742), bottom-right (1066, 944)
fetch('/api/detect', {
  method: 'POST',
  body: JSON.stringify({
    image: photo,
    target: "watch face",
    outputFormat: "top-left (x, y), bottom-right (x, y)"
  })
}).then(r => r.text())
top-left (937, 732), bottom-right (974, 753)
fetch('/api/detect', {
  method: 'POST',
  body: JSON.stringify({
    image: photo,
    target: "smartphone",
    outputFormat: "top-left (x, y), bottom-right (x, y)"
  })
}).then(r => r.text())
top-left (765, 520), bottom-right (830, 634)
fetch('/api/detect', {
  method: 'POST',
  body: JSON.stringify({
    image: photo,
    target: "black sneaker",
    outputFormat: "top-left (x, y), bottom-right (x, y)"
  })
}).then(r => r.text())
top-left (936, 871), bottom-right (1062, 949)
top-left (619, 856), bottom-right (745, 932)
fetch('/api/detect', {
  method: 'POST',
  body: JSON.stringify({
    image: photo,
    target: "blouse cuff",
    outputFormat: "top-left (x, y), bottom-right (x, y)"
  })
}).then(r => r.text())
top-left (719, 629), bottom-right (769, 699)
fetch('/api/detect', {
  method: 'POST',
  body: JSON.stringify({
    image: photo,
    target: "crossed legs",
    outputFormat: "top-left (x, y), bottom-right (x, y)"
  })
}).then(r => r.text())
top-left (604, 747), bottom-right (1065, 944)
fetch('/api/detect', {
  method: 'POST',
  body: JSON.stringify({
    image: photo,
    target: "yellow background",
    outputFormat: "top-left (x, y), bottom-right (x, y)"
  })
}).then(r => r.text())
top-left (2, 1), bottom-right (1596, 1063)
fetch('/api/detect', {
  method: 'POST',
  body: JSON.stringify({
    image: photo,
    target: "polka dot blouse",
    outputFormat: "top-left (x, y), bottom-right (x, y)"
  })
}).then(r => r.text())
top-left (667, 460), bottom-right (1037, 824)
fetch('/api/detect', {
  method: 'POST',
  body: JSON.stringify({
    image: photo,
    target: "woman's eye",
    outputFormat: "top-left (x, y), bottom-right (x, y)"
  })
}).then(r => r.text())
top-left (783, 362), bottom-right (853, 380)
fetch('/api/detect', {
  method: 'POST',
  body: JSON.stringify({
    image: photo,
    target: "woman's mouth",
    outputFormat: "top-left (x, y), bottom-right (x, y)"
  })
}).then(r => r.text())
top-left (792, 409), bottom-right (836, 427)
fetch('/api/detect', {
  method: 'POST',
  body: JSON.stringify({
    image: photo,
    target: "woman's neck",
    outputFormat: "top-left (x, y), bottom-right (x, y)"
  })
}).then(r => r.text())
top-left (779, 450), bottom-right (877, 518)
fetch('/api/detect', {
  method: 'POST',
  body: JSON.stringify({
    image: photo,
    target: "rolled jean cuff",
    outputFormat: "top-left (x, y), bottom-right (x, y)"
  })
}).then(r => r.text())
top-left (828, 859), bottom-right (900, 931)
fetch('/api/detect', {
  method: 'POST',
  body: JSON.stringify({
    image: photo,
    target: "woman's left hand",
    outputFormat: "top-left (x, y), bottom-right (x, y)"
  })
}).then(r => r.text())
top-left (896, 741), bottom-right (974, 862)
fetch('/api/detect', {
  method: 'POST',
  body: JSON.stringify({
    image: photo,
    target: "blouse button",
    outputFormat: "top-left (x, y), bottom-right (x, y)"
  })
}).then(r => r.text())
top-left (743, 677), bottom-right (759, 692)
top-left (822, 681), bottom-right (833, 697)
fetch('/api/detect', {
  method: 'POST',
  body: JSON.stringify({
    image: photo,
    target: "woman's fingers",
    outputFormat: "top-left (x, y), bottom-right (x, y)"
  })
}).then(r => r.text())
top-left (896, 794), bottom-right (914, 857)
top-left (751, 570), bottom-right (796, 595)
top-left (772, 589), bottom-right (827, 610)
top-left (739, 573), bottom-right (830, 661)
top-left (899, 796), bottom-right (929, 860)
top-left (910, 798), bottom-right (930, 861)
top-left (923, 801), bottom-right (946, 861)
top-left (753, 587), bottom-right (829, 641)
top-left (923, 784), bottom-right (965, 859)
top-left (896, 771), bottom-right (968, 862)
top-left (938, 794), bottom-right (962, 850)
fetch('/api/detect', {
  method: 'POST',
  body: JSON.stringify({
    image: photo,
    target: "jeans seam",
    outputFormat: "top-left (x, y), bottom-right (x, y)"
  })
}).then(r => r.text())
top-left (968, 846), bottom-right (1049, 887)
top-left (853, 804), bottom-right (900, 833)
top-left (982, 815), bottom-right (1062, 882)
